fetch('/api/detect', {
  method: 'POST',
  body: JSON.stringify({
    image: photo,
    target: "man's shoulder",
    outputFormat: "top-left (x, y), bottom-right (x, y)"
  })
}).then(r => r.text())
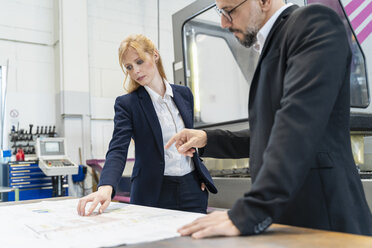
top-left (281, 3), bottom-right (343, 38)
top-left (290, 4), bottom-right (341, 22)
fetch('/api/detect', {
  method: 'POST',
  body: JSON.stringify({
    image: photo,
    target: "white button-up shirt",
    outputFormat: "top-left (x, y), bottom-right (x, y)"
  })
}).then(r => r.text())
top-left (144, 80), bottom-right (194, 176)
top-left (254, 3), bottom-right (293, 54)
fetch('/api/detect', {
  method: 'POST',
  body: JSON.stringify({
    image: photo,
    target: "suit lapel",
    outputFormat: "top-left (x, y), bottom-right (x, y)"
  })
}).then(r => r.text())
top-left (249, 5), bottom-right (298, 108)
top-left (137, 87), bottom-right (164, 156)
top-left (259, 5), bottom-right (298, 62)
top-left (171, 85), bottom-right (193, 129)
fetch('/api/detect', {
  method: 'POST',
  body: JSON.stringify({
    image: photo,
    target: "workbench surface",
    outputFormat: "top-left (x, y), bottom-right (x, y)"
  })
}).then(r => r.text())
top-left (1, 197), bottom-right (371, 247)
top-left (128, 223), bottom-right (372, 248)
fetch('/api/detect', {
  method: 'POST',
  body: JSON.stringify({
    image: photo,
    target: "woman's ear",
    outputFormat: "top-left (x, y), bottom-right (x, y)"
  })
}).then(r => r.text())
top-left (154, 51), bottom-right (160, 62)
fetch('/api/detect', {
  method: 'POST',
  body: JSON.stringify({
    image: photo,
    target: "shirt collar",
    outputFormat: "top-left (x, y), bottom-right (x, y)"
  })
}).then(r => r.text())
top-left (254, 3), bottom-right (293, 54)
top-left (144, 79), bottom-right (173, 102)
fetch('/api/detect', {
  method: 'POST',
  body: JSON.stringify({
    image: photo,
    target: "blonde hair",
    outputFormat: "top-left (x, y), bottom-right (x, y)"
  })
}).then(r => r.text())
top-left (118, 34), bottom-right (167, 93)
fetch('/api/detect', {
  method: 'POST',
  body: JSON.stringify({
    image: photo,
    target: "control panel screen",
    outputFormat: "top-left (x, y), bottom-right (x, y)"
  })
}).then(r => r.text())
top-left (45, 142), bottom-right (59, 152)
top-left (40, 140), bottom-right (65, 156)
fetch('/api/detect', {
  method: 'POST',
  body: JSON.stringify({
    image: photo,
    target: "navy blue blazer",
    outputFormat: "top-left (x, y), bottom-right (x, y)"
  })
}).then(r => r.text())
top-left (98, 84), bottom-right (217, 207)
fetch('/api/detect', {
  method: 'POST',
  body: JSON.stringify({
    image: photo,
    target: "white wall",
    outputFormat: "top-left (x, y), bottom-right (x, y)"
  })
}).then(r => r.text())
top-left (0, 0), bottom-right (56, 145)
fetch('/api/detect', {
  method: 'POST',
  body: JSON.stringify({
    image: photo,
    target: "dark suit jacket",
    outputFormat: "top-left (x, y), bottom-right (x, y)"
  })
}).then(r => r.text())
top-left (99, 84), bottom-right (217, 207)
top-left (202, 5), bottom-right (372, 236)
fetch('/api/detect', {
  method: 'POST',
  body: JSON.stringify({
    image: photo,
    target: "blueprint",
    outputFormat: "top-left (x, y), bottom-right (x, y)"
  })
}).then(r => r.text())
top-left (0, 199), bottom-right (205, 248)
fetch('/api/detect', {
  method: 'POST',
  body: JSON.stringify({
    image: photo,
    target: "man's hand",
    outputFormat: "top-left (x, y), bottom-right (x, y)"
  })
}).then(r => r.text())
top-left (165, 129), bottom-right (207, 157)
top-left (178, 211), bottom-right (241, 239)
top-left (77, 185), bottom-right (113, 216)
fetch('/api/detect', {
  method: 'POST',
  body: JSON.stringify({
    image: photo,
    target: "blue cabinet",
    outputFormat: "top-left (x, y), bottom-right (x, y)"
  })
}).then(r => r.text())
top-left (1, 161), bottom-right (68, 201)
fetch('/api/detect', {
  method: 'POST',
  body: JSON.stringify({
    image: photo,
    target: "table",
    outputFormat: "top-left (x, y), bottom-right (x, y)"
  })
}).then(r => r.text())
top-left (1, 197), bottom-right (371, 248)
top-left (128, 224), bottom-right (372, 248)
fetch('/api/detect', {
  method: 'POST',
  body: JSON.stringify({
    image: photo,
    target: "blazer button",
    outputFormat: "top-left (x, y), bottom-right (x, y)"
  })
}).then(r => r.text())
top-left (262, 217), bottom-right (272, 228)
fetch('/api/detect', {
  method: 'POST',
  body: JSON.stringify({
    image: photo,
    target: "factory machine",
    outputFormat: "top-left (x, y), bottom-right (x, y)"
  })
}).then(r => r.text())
top-left (36, 137), bottom-right (78, 197)
top-left (172, 0), bottom-right (372, 209)
top-left (0, 125), bottom-right (71, 201)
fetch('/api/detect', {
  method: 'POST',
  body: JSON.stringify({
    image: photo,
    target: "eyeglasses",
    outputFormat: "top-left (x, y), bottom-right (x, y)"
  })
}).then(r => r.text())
top-left (215, 0), bottom-right (248, 23)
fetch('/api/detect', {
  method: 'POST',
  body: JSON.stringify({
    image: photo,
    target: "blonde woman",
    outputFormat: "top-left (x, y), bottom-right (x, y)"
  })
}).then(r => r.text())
top-left (77, 34), bottom-right (217, 215)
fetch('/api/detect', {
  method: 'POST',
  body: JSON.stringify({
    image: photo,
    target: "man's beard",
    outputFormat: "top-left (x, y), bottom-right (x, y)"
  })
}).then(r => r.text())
top-left (229, 28), bottom-right (258, 48)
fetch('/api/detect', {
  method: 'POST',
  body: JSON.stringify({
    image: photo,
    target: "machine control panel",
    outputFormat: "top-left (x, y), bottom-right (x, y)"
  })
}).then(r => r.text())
top-left (45, 159), bottom-right (74, 167)
top-left (36, 137), bottom-right (78, 176)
